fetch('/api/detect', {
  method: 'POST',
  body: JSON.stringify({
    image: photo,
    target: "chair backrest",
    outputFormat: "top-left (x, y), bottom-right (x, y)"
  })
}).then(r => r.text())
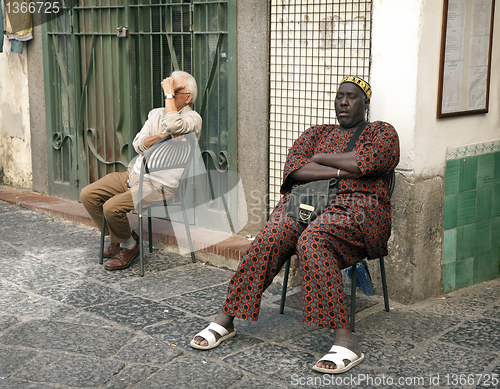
top-left (142, 133), bottom-right (197, 174)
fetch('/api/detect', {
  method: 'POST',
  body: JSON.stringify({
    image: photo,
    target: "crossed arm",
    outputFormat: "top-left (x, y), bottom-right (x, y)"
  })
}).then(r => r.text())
top-left (289, 151), bottom-right (361, 182)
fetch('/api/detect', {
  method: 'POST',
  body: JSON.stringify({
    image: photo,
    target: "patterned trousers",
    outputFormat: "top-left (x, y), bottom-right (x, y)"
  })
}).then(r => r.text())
top-left (222, 195), bottom-right (368, 329)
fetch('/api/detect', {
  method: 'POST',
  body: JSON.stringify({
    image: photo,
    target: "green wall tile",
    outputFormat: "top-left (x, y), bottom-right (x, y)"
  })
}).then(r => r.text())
top-left (444, 194), bottom-right (458, 230)
top-left (455, 257), bottom-right (474, 289)
top-left (443, 262), bottom-right (456, 293)
top-left (495, 152), bottom-right (500, 185)
top-left (459, 156), bottom-right (478, 192)
top-left (493, 216), bottom-right (500, 247)
top-left (477, 153), bottom-right (495, 188)
top-left (493, 185), bottom-right (500, 217)
top-left (457, 224), bottom-right (475, 260)
top-left (457, 191), bottom-right (476, 226)
top-left (442, 151), bottom-right (500, 293)
top-left (475, 219), bottom-right (492, 254)
top-left (443, 228), bottom-right (457, 265)
top-left (476, 186), bottom-right (492, 221)
top-left (474, 250), bottom-right (499, 284)
top-left (445, 159), bottom-right (460, 195)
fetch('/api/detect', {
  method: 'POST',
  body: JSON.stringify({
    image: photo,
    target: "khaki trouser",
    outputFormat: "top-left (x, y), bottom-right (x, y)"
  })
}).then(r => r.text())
top-left (80, 171), bottom-right (175, 243)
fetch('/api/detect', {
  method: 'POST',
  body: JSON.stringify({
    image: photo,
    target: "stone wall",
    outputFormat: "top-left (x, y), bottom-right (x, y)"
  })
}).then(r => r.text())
top-left (383, 173), bottom-right (444, 304)
top-left (0, 39), bottom-right (32, 188)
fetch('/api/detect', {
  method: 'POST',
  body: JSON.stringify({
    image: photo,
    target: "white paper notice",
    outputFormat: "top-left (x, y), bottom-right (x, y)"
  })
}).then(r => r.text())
top-left (470, 35), bottom-right (489, 66)
top-left (445, 0), bottom-right (467, 62)
top-left (447, 0), bottom-right (467, 27)
top-left (467, 0), bottom-right (491, 110)
top-left (472, 0), bottom-right (492, 36)
top-left (440, 0), bottom-right (492, 115)
top-left (443, 61), bottom-right (463, 112)
top-left (468, 66), bottom-right (487, 109)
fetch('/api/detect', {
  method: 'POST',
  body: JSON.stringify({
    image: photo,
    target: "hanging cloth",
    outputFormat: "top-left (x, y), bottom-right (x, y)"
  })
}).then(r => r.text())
top-left (3, 0), bottom-right (32, 54)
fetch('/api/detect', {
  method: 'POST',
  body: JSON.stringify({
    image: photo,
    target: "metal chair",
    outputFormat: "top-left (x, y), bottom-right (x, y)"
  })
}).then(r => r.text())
top-left (279, 172), bottom-right (395, 331)
top-left (99, 133), bottom-right (198, 276)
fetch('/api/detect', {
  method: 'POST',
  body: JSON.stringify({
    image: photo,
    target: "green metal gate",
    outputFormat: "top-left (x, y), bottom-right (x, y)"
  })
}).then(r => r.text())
top-left (42, 0), bottom-right (237, 230)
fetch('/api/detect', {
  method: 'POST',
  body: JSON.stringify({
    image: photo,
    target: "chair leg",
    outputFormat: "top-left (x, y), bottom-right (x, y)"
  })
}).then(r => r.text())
top-left (350, 264), bottom-right (357, 332)
top-left (379, 256), bottom-right (390, 312)
top-left (180, 199), bottom-right (196, 263)
top-left (99, 215), bottom-right (106, 265)
top-left (139, 214), bottom-right (144, 277)
top-left (148, 215), bottom-right (153, 253)
top-left (279, 258), bottom-right (291, 314)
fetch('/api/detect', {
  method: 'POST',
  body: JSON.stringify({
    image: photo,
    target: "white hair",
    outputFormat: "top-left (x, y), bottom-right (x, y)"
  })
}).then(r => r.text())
top-left (172, 70), bottom-right (198, 103)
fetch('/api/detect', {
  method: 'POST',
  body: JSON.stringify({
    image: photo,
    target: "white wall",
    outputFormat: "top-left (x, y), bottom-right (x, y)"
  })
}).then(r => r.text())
top-left (0, 39), bottom-right (32, 187)
top-left (371, 0), bottom-right (422, 173)
top-left (372, 0), bottom-right (500, 177)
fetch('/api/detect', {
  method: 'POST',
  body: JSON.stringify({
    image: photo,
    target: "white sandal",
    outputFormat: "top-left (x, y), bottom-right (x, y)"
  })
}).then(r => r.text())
top-left (190, 322), bottom-right (237, 350)
top-left (312, 345), bottom-right (364, 374)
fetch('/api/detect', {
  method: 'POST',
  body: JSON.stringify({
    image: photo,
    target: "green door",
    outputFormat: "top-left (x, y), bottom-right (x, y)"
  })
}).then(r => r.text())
top-left (43, 2), bottom-right (136, 199)
top-left (42, 5), bottom-right (80, 200)
top-left (42, 0), bottom-right (238, 231)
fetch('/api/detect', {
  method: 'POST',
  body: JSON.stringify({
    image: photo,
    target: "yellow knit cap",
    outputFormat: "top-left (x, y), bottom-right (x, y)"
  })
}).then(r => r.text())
top-left (340, 76), bottom-right (372, 99)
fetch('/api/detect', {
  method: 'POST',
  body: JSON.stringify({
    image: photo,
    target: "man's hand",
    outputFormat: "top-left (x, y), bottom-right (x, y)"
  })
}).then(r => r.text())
top-left (161, 77), bottom-right (184, 95)
top-left (341, 171), bottom-right (362, 179)
top-left (311, 151), bottom-right (361, 174)
top-left (144, 132), bottom-right (169, 149)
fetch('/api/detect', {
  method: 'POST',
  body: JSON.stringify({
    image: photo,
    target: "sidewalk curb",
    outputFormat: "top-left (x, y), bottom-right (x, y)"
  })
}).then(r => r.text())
top-left (0, 185), bottom-right (250, 266)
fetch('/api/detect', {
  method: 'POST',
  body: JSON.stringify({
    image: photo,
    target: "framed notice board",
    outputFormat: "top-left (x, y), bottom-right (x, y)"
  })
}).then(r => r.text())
top-left (437, 0), bottom-right (495, 118)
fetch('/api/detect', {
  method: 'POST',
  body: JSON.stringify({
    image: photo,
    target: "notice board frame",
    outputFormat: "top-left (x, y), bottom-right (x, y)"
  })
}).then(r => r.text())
top-left (437, 0), bottom-right (495, 118)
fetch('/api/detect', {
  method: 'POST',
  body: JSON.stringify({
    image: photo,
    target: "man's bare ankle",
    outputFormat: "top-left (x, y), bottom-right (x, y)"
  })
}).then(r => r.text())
top-left (214, 312), bottom-right (234, 329)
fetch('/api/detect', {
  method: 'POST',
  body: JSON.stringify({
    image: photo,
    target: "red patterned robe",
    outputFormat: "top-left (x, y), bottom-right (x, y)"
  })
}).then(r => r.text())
top-left (223, 121), bottom-right (400, 329)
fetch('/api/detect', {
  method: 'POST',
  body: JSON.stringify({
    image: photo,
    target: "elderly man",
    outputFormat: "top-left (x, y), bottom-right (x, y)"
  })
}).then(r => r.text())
top-left (81, 70), bottom-right (202, 271)
top-left (190, 76), bottom-right (399, 374)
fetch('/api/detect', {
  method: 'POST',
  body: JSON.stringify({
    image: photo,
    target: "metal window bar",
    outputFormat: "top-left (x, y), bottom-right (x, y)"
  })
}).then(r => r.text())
top-left (269, 0), bottom-right (372, 210)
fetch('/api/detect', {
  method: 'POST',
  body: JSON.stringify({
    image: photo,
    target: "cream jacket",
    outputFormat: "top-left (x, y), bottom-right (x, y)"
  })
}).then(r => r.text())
top-left (131, 106), bottom-right (202, 189)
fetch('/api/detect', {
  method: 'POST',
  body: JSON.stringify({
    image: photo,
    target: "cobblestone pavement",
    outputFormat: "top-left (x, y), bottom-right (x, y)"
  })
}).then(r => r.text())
top-left (1, 200), bottom-right (499, 389)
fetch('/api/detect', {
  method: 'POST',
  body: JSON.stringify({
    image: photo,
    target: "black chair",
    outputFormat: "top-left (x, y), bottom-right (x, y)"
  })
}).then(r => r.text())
top-left (279, 172), bottom-right (395, 331)
top-left (99, 133), bottom-right (198, 276)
